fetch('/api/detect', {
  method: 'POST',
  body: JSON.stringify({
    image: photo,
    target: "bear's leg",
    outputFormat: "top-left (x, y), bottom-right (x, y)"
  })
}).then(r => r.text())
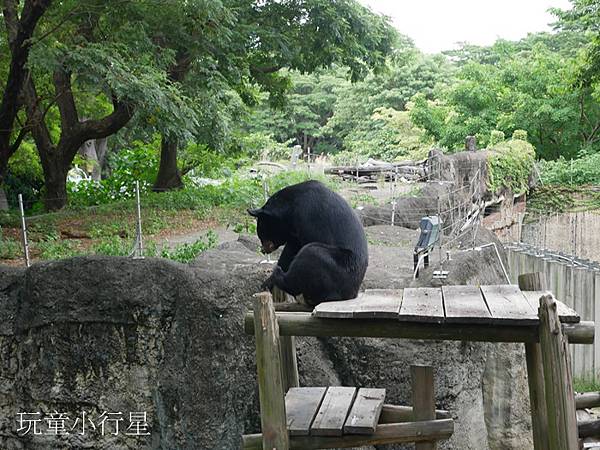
top-left (274, 243), bottom-right (354, 304)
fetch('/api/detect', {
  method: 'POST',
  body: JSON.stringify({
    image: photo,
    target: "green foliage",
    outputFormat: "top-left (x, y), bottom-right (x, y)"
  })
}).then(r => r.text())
top-left (528, 185), bottom-right (576, 213)
top-left (36, 235), bottom-right (82, 260)
top-left (160, 231), bottom-right (217, 263)
top-left (539, 152), bottom-right (600, 185)
top-left (234, 132), bottom-right (292, 161)
top-left (0, 228), bottom-right (21, 259)
top-left (487, 139), bottom-right (535, 194)
top-left (68, 140), bottom-right (159, 206)
top-left (4, 141), bottom-right (44, 208)
top-left (490, 130), bottom-right (505, 146)
top-left (91, 236), bottom-right (131, 256)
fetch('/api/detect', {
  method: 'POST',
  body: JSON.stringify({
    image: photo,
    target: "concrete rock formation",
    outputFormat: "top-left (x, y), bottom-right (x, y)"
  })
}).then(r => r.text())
top-left (0, 228), bottom-right (532, 449)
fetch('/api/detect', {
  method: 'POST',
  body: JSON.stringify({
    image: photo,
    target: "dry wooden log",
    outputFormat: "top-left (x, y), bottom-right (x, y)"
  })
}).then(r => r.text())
top-left (576, 392), bottom-right (600, 409)
top-left (243, 312), bottom-right (595, 344)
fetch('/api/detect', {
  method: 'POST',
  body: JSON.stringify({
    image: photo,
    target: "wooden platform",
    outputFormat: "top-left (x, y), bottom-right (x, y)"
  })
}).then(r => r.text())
top-left (312, 286), bottom-right (580, 325)
top-left (286, 387), bottom-right (386, 437)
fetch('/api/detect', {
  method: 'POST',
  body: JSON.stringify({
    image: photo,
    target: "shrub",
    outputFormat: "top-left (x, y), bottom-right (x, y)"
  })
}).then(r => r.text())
top-left (488, 139), bottom-right (535, 194)
top-left (512, 129), bottom-right (528, 141)
top-left (489, 130), bottom-right (505, 146)
top-left (161, 230), bottom-right (217, 263)
top-left (539, 153), bottom-right (600, 185)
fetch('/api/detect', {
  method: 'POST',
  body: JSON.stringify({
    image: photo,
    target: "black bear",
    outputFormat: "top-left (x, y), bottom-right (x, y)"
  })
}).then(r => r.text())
top-left (248, 180), bottom-right (368, 306)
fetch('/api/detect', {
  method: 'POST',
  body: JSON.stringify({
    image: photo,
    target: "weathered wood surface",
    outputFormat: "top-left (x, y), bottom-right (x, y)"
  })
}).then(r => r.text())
top-left (353, 289), bottom-right (403, 319)
top-left (242, 419), bottom-right (454, 449)
top-left (285, 387), bottom-right (327, 436)
top-left (309, 285), bottom-right (581, 324)
top-left (538, 294), bottom-right (579, 450)
top-left (378, 405), bottom-right (451, 423)
top-left (521, 291), bottom-right (580, 323)
top-left (575, 392), bottom-right (600, 409)
top-left (518, 272), bottom-right (550, 450)
top-left (441, 285), bottom-right (491, 323)
top-left (411, 365), bottom-right (436, 450)
top-left (344, 388), bottom-right (386, 435)
top-left (480, 284), bottom-right (538, 324)
top-left (400, 288), bottom-right (444, 323)
top-left (313, 290), bottom-right (401, 319)
top-left (311, 387), bottom-right (357, 436)
top-left (253, 293), bottom-right (289, 450)
top-left (244, 312), bottom-right (595, 344)
top-left (272, 287), bottom-right (300, 392)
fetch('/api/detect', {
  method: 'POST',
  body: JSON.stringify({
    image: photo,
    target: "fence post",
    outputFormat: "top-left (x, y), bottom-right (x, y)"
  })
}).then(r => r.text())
top-left (518, 272), bottom-right (549, 450)
top-left (538, 294), bottom-right (579, 450)
top-left (272, 287), bottom-right (299, 392)
top-left (132, 181), bottom-right (144, 259)
top-left (411, 365), bottom-right (436, 450)
top-left (18, 194), bottom-right (30, 267)
top-left (253, 292), bottom-right (289, 450)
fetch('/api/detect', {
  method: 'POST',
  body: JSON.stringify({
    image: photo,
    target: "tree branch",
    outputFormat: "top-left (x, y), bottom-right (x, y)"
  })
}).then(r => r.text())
top-left (53, 68), bottom-right (79, 130)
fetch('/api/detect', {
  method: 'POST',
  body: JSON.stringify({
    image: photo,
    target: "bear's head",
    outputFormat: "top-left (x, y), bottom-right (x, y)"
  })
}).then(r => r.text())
top-left (247, 207), bottom-right (287, 254)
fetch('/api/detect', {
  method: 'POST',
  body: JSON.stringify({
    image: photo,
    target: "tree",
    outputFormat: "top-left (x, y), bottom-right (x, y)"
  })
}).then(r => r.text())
top-left (151, 0), bottom-right (399, 190)
top-left (0, 0), bottom-right (52, 209)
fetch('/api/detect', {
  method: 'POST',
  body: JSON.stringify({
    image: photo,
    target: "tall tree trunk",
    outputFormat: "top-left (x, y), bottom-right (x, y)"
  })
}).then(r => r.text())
top-left (153, 52), bottom-right (191, 191)
top-left (153, 137), bottom-right (183, 191)
top-left (23, 71), bottom-right (133, 210)
top-left (0, 0), bottom-right (52, 195)
top-left (40, 152), bottom-right (69, 210)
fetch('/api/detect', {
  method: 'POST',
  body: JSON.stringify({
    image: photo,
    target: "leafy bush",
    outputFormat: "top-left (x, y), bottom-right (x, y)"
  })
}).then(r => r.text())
top-left (91, 236), bottom-right (132, 256)
top-left (36, 236), bottom-right (82, 260)
top-left (68, 140), bottom-right (159, 206)
top-left (0, 228), bottom-right (22, 259)
top-left (489, 130), bottom-right (505, 146)
top-left (539, 152), bottom-right (600, 185)
top-left (4, 141), bottom-right (44, 208)
top-left (235, 132), bottom-right (292, 161)
top-left (161, 231), bottom-right (217, 263)
top-left (488, 138), bottom-right (535, 194)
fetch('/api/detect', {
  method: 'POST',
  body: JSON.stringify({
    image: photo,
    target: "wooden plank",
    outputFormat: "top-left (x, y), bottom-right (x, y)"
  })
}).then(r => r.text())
top-left (243, 419), bottom-right (455, 449)
top-left (518, 272), bottom-right (550, 450)
top-left (441, 285), bottom-right (491, 323)
top-left (253, 292), bottom-right (289, 450)
top-left (352, 290), bottom-right (403, 319)
top-left (344, 388), bottom-right (386, 434)
top-left (273, 287), bottom-right (300, 392)
top-left (480, 285), bottom-right (538, 324)
top-left (285, 387), bottom-right (327, 436)
top-left (244, 313), bottom-right (596, 344)
top-left (311, 387), bottom-right (357, 436)
top-left (411, 365), bottom-right (436, 450)
top-left (400, 288), bottom-right (444, 323)
top-left (538, 294), bottom-right (579, 450)
top-left (312, 298), bottom-right (363, 318)
top-left (521, 291), bottom-right (580, 324)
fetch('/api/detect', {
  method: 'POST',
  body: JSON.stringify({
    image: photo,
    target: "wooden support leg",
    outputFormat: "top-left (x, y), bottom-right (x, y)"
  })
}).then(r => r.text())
top-left (254, 292), bottom-right (289, 450)
top-left (519, 272), bottom-right (550, 450)
top-left (411, 365), bottom-right (436, 450)
top-left (538, 294), bottom-right (579, 450)
top-left (524, 343), bottom-right (550, 450)
top-left (273, 287), bottom-right (300, 391)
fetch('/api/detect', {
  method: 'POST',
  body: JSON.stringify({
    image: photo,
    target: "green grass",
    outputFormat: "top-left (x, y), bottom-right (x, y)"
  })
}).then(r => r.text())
top-left (573, 376), bottom-right (600, 393)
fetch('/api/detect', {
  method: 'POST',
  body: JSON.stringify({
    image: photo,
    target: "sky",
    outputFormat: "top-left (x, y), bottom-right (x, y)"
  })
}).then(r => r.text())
top-left (358, 0), bottom-right (573, 54)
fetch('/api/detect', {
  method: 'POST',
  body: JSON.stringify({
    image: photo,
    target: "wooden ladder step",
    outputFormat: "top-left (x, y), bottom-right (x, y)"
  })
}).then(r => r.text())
top-left (311, 387), bottom-right (357, 436)
top-left (344, 388), bottom-right (386, 434)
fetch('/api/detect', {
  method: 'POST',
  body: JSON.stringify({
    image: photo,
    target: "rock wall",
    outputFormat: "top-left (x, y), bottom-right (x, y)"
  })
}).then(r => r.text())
top-left (0, 228), bottom-right (532, 450)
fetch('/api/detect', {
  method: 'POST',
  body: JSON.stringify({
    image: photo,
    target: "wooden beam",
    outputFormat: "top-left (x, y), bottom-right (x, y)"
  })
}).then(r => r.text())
top-left (378, 404), bottom-right (451, 423)
top-left (242, 419), bottom-right (454, 450)
top-left (243, 313), bottom-right (594, 344)
top-left (411, 365), bottom-right (436, 450)
top-left (253, 292), bottom-right (289, 450)
top-left (272, 287), bottom-right (300, 391)
top-left (538, 294), bottom-right (579, 450)
top-left (575, 392), bottom-right (600, 409)
top-left (519, 273), bottom-right (550, 450)
top-left (579, 419), bottom-right (600, 439)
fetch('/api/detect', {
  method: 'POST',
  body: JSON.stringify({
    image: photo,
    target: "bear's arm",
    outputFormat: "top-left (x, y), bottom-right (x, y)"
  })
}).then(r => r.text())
top-left (278, 241), bottom-right (301, 272)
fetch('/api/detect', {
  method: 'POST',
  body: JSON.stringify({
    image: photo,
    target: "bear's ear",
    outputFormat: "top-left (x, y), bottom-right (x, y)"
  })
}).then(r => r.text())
top-left (247, 208), bottom-right (262, 217)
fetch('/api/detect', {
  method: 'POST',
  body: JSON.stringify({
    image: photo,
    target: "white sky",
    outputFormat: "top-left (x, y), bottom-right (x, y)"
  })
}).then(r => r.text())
top-left (358, 0), bottom-right (573, 53)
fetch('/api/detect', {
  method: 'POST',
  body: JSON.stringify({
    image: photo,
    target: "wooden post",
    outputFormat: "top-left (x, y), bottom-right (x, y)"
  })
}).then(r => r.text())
top-left (272, 287), bottom-right (300, 391)
top-left (254, 292), bottom-right (289, 450)
top-left (518, 272), bottom-right (550, 450)
top-left (538, 294), bottom-right (579, 450)
top-left (411, 365), bottom-right (436, 450)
